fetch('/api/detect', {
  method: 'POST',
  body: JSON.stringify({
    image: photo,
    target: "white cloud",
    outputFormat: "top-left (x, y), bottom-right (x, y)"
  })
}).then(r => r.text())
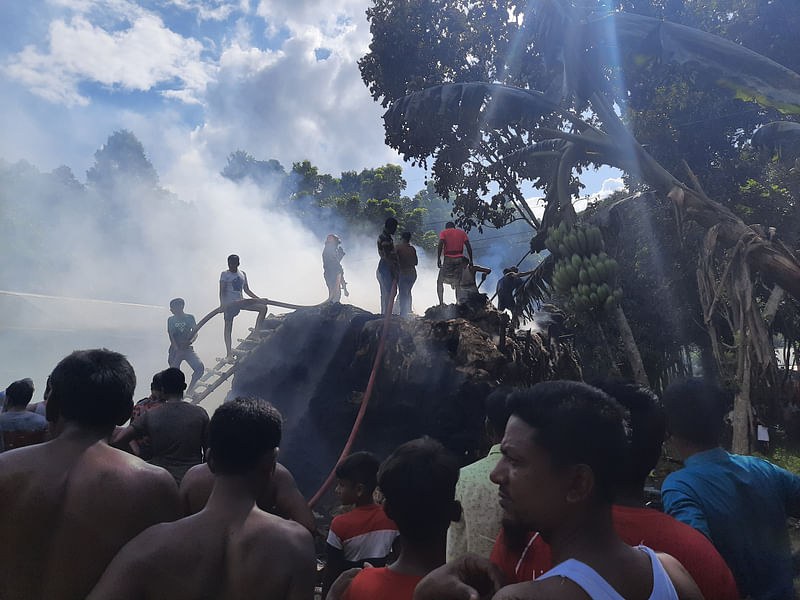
top-left (3, 12), bottom-right (213, 106)
top-left (194, 9), bottom-right (405, 178)
top-left (168, 0), bottom-right (244, 22)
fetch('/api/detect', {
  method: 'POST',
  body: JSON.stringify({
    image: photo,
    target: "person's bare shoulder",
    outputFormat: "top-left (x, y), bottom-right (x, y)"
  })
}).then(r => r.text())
top-left (88, 446), bottom-right (181, 521)
top-left (493, 579), bottom-right (590, 600)
top-left (87, 521), bottom-right (178, 600)
top-left (657, 553), bottom-right (704, 600)
top-left (179, 463), bottom-right (213, 514)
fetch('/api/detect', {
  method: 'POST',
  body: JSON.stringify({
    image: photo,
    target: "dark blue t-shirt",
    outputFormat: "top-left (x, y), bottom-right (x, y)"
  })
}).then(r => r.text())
top-left (662, 447), bottom-right (800, 600)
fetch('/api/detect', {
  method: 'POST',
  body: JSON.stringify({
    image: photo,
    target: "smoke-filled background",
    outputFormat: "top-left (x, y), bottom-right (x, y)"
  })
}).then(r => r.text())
top-left (0, 0), bottom-right (620, 404)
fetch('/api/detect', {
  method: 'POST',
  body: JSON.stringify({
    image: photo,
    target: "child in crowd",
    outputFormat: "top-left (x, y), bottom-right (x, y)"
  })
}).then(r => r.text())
top-left (336, 437), bottom-right (461, 600)
top-left (323, 452), bottom-right (399, 595)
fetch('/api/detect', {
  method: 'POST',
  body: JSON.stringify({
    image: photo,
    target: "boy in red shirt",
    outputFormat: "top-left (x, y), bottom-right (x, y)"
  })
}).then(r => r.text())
top-left (338, 437), bottom-right (461, 600)
top-left (323, 452), bottom-right (399, 595)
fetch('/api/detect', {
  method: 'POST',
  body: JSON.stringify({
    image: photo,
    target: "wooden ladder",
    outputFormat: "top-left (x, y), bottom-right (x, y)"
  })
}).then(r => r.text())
top-left (188, 329), bottom-right (268, 405)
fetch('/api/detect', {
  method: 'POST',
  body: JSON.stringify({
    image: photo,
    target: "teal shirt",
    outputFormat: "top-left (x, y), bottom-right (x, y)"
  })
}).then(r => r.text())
top-left (662, 447), bottom-right (800, 600)
top-left (167, 314), bottom-right (196, 347)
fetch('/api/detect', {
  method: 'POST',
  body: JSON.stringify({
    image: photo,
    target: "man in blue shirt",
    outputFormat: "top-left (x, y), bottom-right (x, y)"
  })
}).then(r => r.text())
top-left (661, 378), bottom-right (800, 600)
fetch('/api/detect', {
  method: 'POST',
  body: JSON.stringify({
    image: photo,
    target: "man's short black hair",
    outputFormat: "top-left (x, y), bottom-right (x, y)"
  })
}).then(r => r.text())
top-left (485, 386), bottom-right (514, 438)
top-left (507, 381), bottom-right (627, 505)
top-left (160, 367), bottom-right (186, 395)
top-left (593, 379), bottom-right (665, 486)
top-left (150, 371), bottom-right (164, 391)
top-left (227, 254), bottom-right (239, 263)
top-left (379, 437), bottom-right (459, 543)
top-left (169, 297), bottom-right (185, 310)
top-left (445, 221), bottom-right (455, 229)
top-left (384, 217), bottom-right (398, 229)
top-left (663, 378), bottom-right (728, 447)
top-left (335, 451), bottom-right (380, 493)
top-left (5, 378), bottom-right (34, 408)
top-left (209, 396), bottom-right (282, 475)
top-left (48, 349), bottom-right (135, 428)
top-left (401, 231), bottom-right (412, 241)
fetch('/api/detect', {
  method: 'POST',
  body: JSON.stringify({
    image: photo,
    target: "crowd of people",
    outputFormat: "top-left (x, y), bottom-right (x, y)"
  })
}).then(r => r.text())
top-left (2, 343), bottom-right (799, 599)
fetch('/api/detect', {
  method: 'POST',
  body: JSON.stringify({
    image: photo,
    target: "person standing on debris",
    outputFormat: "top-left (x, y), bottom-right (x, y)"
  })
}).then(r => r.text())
top-left (220, 254), bottom-right (266, 358)
top-left (456, 263), bottom-right (491, 305)
top-left (167, 298), bottom-right (204, 393)
top-left (437, 222), bottom-right (473, 305)
top-left (323, 234), bottom-right (347, 303)
top-left (396, 232), bottom-right (418, 317)
top-left (495, 266), bottom-right (535, 313)
top-left (376, 218), bottom-right (400, 315)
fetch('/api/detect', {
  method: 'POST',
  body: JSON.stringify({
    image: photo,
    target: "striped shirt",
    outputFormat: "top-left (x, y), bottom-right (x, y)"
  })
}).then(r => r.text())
top-left (327, 504), bottom-right (399, 563)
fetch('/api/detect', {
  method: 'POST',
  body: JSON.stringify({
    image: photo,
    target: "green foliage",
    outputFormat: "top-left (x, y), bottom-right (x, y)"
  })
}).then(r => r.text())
top-left (221, 152), bottom-right (450, 251)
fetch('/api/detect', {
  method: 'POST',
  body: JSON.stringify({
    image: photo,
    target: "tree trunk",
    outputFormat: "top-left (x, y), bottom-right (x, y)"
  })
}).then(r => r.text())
top-left (732, 340), bottom-right (752, 454)
top-left (614, 306), bottom-right (650, 387)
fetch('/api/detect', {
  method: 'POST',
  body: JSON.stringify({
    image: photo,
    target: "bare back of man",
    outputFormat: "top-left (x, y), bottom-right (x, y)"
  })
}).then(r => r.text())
top-left (180, 462), bottom-right (317, 535)
top-left (0, 429), bottom-right (180, 600)
top-left (88, 488), bottom-right (316, 600)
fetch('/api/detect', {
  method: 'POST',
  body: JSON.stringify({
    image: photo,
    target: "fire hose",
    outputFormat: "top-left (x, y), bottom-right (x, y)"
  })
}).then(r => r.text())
top-left (307, 280), bottom-right (398, 507)
top-left (191, 297), bottom-right (328, 337)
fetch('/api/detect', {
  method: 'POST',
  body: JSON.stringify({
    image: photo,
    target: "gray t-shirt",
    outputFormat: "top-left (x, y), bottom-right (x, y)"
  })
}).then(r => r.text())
top-left (132, 401), bottom-right (209, 483)
top-left (220, 269), bottom-right (248, 306)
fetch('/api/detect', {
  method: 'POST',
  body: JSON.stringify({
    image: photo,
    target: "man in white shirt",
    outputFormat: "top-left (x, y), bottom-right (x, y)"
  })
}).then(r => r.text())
top-left (220, 254), bottom-right (266, 357)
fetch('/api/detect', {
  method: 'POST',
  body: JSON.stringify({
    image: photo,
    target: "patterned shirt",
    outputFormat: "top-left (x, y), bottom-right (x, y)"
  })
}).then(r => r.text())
top-left (446, 444), bottom-right (503, 561)
top-left (377, 229), bottom-right (399, 272)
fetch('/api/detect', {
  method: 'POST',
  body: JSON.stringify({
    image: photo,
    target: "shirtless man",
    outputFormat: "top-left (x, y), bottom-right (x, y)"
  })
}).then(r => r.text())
top-left (89, 396), bottom-right (316, 600)
top-left (414, 382), bottom-right (703, 600)
top-left (180, 459), bottom-right (317, 536)
top-left (0, 349), bottom-right (181, 600)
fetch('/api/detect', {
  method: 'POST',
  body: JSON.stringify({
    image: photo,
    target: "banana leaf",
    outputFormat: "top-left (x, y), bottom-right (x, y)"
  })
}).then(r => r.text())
top-left (752, 121), bottom-right (800, 159)
top-left (585, 12), bottom-right (800, 115)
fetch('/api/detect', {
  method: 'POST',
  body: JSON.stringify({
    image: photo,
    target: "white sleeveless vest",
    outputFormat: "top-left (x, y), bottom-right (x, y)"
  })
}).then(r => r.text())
top-left (536, 546), bottom-right (679, 600)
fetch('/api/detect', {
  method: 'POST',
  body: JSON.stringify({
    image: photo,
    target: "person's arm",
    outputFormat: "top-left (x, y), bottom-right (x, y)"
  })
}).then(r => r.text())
top-left (219, 280), bottom-right (225, 307)
top-left (437, 239), bottom-right (445, 268)
top-left (657, 553), bottom-right (705, 600)
top-left (87, 534), bottom-right (151, 599)
top-left (661, 480), bottom-right (712, 541)
top-left (112, 424), bottom-right (139, 448)
top-left (412, 247), bottom-right (418, 266)
top-left (201, 413), bottom-right (210, 460)
top-left (286, 528), bottom-right (317, 600)
top-left (773, 462), bottom-right (800, 517)
top-left (464, 239), bottom-right (474, 265)
top-left (323, 543), bottom-right (347, 598)
top-left (167, 319), bottom-right (177, 349)
top-left (326, 567), bottom-right (363, 600)
top-left (273, 465), bottom-right (317, 536)
top-left (413, 554), bottom-right (504, 600)
top-left (242, 273), bottom-right (259, 299)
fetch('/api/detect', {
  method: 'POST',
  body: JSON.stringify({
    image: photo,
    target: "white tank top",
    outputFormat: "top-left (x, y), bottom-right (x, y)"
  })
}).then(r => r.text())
top-left (536, 546), bottom-right (679, 600)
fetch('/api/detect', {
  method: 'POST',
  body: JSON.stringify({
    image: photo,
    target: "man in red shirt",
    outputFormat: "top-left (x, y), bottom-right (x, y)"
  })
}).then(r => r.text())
top-left (489, 380), bottom-right (738, 600)
top-left (437, 222), bottom-right (473, 305)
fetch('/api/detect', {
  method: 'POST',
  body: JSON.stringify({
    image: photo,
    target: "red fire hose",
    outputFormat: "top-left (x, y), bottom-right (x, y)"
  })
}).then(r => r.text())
top-left (308, 280), bottom-right (398, 507)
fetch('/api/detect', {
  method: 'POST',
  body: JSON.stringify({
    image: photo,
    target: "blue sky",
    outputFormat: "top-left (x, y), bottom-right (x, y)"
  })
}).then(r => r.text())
top-left (0, 0), bottom-right (620, 202)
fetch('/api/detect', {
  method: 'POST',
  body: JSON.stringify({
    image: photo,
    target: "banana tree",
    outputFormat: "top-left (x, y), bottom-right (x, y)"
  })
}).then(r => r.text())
top-left (378, 1), bottom-right (800, 448)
